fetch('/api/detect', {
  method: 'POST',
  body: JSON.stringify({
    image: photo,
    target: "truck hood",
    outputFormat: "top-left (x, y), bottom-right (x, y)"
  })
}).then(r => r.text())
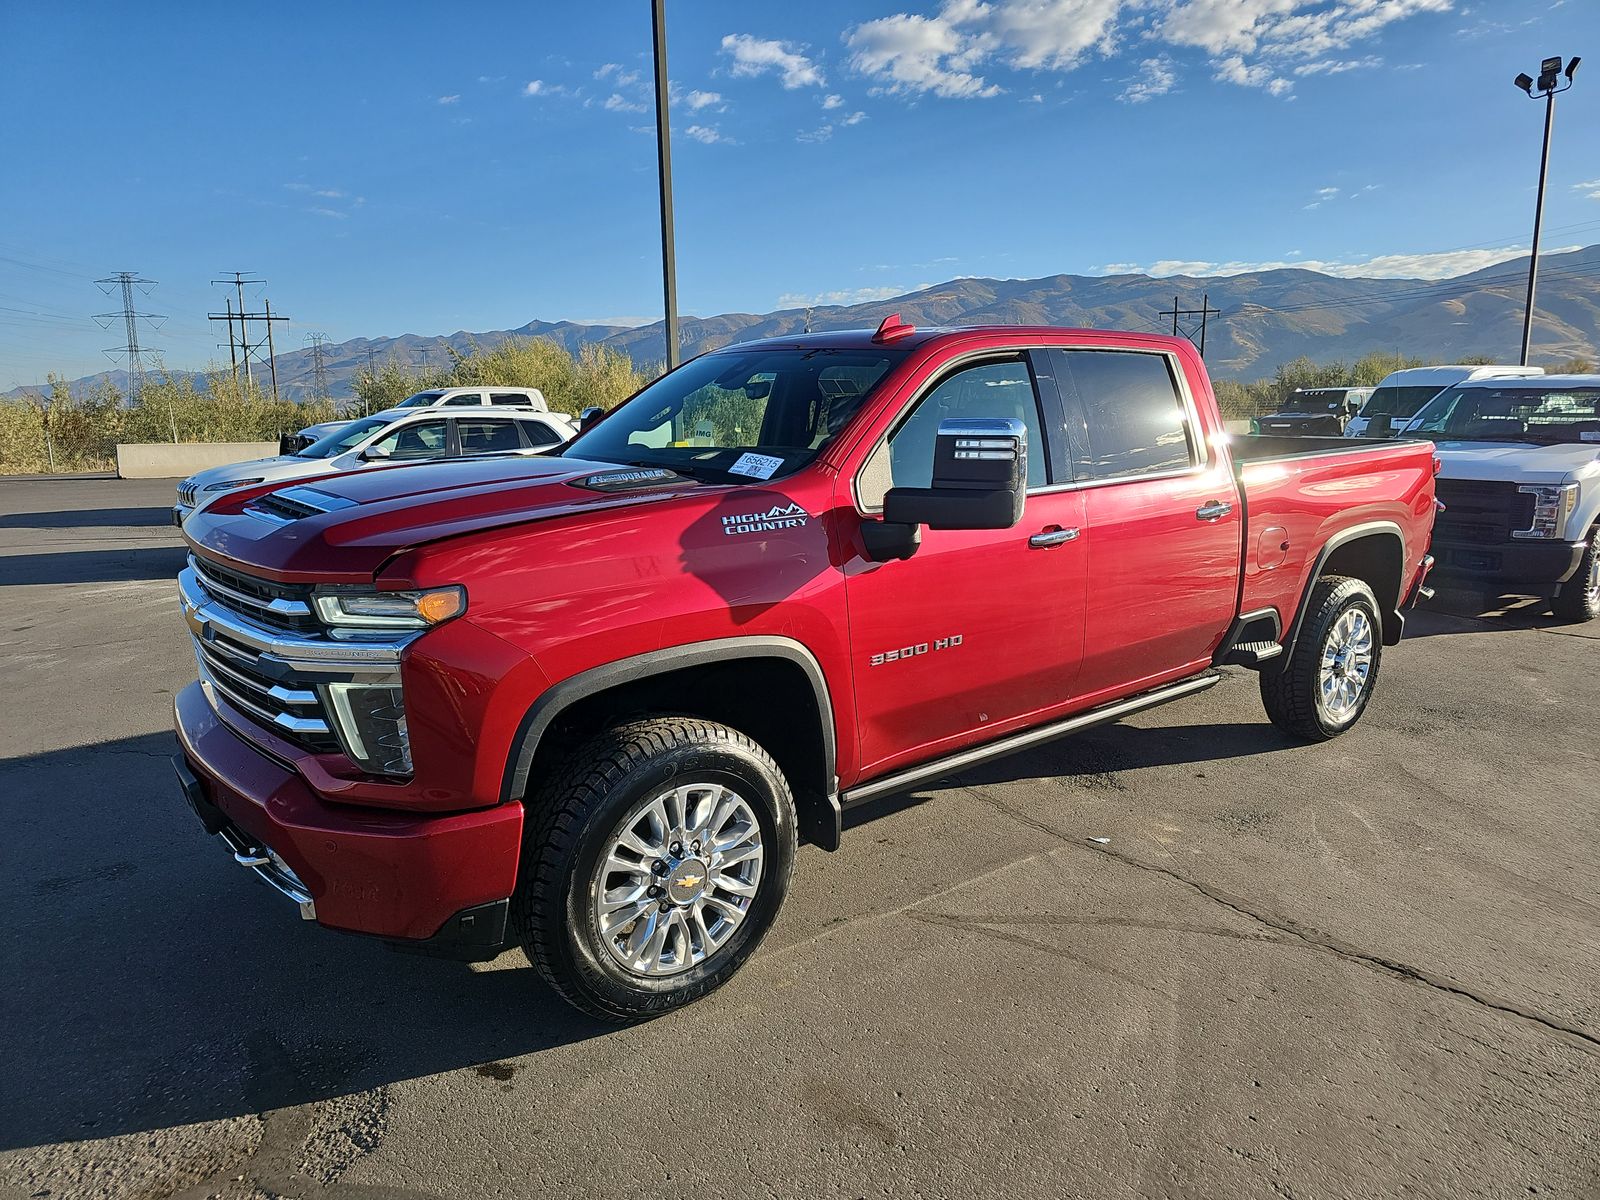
top-left (184, 454), bottom-right (708, 582)
top-left (1432, 440), bottom-right (1600, 486)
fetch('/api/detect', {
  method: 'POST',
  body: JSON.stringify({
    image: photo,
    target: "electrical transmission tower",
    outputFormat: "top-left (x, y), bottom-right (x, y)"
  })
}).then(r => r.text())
top-left (1157, 292), bottom-right (1223, 357)
top-left (209, 272), bottom-right (291, 400)
top-left (94, 272), bottom-right (165, 395)
top-left (305, 332), bottom-right (332, 399)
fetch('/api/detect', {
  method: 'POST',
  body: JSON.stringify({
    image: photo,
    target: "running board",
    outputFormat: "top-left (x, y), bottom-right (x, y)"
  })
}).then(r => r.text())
top-left (841, 672), bottom-right (1221, 807)
top-left (1221, 640), bottom-right (1283, 667)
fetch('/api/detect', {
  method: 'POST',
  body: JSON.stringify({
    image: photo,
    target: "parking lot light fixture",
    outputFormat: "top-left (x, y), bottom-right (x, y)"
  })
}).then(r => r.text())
top-left (1512, 54), bottom-right (1580, 367)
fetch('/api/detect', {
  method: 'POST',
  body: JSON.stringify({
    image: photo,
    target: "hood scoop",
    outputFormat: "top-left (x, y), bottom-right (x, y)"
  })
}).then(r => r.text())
top-left (247, 485), bottom-right (359, 525)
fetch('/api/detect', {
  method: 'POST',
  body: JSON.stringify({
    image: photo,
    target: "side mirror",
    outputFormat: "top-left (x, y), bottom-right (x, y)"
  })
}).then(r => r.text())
top-left (864, 418), bottom-right (1027, 562)
top-left (362, 444), bottom-right (392, 460)
top-left (579, 406), bottom-right (604, 432)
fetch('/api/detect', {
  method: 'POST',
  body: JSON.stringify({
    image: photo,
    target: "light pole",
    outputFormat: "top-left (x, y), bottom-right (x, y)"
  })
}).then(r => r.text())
top-left (1513, 55), bottom-right (1580, 367)
top-left (651, 0), bottom-right (681, 369)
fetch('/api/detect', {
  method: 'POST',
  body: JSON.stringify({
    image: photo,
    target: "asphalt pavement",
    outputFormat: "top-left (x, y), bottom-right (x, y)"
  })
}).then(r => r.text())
top-left (1, 477), bottom-right (1596, 1200)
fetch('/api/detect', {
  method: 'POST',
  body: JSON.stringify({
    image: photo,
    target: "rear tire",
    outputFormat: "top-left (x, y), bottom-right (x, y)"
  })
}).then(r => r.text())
top-left (511, 717), bottom-right (797, 1022)
top-left (1260, 575), bottom-right (1383, 742)
top-left (1550, 526), bottom-right (1600, 623)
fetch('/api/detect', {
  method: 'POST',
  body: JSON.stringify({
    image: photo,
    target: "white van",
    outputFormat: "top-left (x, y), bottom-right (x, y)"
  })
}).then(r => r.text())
top-left (1345, 365), bottom-right (1545, 438)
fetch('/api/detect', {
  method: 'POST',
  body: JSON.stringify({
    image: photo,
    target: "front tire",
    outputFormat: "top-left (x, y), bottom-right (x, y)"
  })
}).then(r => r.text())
top-left (511, 717), bottom-right (797, 1022)
top-left (1551, 525), bottom-right (1600, 623)
top-left (1260, 575), bottom-right (1383, 742)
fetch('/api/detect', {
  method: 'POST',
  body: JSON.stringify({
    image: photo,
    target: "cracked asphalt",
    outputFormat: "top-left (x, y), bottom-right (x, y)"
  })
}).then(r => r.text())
top-left (2, 477), bottom-right (1597, 1199)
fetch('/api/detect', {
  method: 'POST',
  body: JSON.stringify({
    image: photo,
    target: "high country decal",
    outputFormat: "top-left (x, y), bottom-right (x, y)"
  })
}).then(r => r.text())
top-left (721, 502), bottom-right (809, 536)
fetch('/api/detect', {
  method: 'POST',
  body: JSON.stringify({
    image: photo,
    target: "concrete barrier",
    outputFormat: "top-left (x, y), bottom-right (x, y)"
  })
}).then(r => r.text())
top-left (115, 441), bottom-right (279, 479)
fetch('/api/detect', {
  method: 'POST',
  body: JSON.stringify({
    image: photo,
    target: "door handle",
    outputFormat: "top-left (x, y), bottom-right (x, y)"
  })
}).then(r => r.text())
top-left (1195, 501), bottom-right (1233, 521)
top-left (1028, 527), bottom-right (1080, 548)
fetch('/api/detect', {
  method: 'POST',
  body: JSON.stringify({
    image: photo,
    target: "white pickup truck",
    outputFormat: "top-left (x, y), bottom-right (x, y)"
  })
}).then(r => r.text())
top-left (1407, 374), bottom-right (1600, 621)
top-left (1346, 365), bottom-right (1543, 439)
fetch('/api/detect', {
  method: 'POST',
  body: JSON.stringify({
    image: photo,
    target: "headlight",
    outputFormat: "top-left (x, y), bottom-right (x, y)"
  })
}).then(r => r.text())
top-left (1513, 483), bottom-right (1579, 540)
top-left (312, 585), bottom-right (466, 629)
top-left (323, 680), bottom-right (411, 775)
top-left (202, 476), bottom-right (266, 493)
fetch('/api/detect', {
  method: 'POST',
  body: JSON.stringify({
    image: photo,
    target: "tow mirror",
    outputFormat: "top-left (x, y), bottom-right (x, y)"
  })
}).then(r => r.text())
top-left (579, 406), bottom-right (604, 432)
top-left (864, 418), bottom-right (1027, 562)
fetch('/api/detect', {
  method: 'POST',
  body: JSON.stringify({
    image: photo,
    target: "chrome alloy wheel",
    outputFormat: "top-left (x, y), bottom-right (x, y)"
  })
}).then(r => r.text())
top-left (591, 783), bottom-right (765, 977)
top-left (1318, 607), bottom-right (1374, 721)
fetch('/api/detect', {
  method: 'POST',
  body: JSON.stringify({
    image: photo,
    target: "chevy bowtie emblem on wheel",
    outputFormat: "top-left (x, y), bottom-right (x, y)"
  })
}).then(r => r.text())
top-left (721, 502), bottom-right (809, 536)
top-left (676, 873), bottom-right (703, 889)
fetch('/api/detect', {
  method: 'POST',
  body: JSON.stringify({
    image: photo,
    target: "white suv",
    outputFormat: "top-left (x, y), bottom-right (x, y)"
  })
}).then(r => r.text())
top-left (284, 388), bottom-right (550, 454)
top-left (1346, 365), bottom-right (1544, 438)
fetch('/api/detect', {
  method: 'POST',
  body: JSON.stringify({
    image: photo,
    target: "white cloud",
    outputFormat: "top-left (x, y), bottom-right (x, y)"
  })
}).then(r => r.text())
top-left (313, 189), bottom-right (345, 199)
top-left (778, 285), bottom-right (913, 307)
top-left (604, 93), bottom-right (646, 113)
top-left (842, 110), bottom-right (868, 125)
top-left (842, 0), bottom-right (1443, 102)
top-left (684, 124), bottom-right (732, 144)
top-left (1096, 244), bottom-right (1578, 281)
top-left (1575, 179), bottom-right (1600, 201)
top-left (308, 208), bottom-right (348, 220)
top-left (594, 63), bottom-right (640, 86)
top-left (1120, 55), bottom-right (1177, 103)
top-left (1317, 186), bottom-right (1339, 198)
top-left (822, 93), bottom-right (844, 108)
top-left (721, 34), bottom-right (825, 88)
top-left (684, 89), bottom-right (724, 110)
top-left (797, 124), bottom-right (834, 143)
top-left (437, 94), bottom-right (460, 105)
top-left (523, 80), bottom-right (547, 96)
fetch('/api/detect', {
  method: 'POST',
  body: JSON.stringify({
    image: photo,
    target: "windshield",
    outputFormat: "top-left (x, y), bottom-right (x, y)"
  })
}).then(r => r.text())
top-left (298, 416), bottom-right (391, 458)
top-left (1407, 385), bottom-right (1600, 444)
top-left (557, 347), bottom-right (904, 481)
top-left (1361, 384), bottom-right (1445, 419)
top-left (1282, 392), bottom-right (1343, 413)
top-left (395, 390), bottom-right (446, 409)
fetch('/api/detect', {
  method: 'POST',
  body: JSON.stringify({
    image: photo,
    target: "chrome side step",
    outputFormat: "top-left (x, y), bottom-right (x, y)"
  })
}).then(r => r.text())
top-left (842, 671), bottom-right (1221, 807)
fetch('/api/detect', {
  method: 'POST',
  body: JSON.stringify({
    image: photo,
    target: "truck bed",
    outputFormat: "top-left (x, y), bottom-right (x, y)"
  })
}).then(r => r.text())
top-left (1230, 432), bottom-right (1430, 463)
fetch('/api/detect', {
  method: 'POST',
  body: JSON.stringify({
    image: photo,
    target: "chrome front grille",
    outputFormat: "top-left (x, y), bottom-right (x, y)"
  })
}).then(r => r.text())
top-left (189, 554), bottom-right (318, 634)
top-left (177, 480), bottom-right (199, 507)
top-left (194, 636), bottom-right (340, 753)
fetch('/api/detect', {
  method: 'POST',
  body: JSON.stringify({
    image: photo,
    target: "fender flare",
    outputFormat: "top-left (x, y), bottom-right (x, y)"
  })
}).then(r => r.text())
top-left (499, 635), bottom-right (840, 824)
top-left (1281, 520), bottom-right (1408, 654)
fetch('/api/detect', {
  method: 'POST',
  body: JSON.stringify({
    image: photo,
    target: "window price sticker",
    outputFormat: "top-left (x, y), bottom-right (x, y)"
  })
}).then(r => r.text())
top-left (729, 452), bottom-right (785, 479)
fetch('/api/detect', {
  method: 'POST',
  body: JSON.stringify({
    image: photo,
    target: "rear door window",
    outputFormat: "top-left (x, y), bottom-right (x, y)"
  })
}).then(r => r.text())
top-left (522, 420), bottom-right (566, 449)
top-left (490, 392), bottom-right (535, 407)
top-left (1052, 350), bottom-right (1194, 480)
top-left (455, 418), bottom-right (525, 455)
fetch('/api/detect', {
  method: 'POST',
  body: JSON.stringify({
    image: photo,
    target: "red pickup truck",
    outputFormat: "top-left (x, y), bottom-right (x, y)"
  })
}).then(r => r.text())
top-left (173, 321), bottom-right (1437, 1019)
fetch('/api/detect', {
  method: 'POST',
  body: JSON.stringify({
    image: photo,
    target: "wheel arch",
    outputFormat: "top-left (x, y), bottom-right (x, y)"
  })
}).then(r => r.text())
top-left (501, 637), bottom-right (842, 849)
top-left (1283, 522), bottom-right (1408, 654)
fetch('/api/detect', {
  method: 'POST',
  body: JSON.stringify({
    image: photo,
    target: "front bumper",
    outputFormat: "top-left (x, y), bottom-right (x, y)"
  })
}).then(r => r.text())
top-left (173, 680), bottom-right (523, 945)
top-left (1429, 538), bottom-right (1588, 592)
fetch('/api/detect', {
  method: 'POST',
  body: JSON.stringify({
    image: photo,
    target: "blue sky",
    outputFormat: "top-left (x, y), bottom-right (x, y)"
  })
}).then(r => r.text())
top-left (1, 0), bottom-right (1597, 386)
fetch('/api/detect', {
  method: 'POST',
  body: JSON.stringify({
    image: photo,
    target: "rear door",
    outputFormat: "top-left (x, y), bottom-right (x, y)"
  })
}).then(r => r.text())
top-left (843, 351), bottom-right (1088, 777)
top-left (1050, 347), bottom-right (1240, 699)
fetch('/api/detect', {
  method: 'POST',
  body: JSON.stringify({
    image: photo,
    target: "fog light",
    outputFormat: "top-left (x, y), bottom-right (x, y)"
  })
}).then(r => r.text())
top-left (324, 681), bottom-right (411, 775)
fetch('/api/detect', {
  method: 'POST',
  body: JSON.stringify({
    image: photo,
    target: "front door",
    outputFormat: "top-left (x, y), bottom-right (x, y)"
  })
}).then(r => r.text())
top-left (841, 353), bottom-right (1088, 780)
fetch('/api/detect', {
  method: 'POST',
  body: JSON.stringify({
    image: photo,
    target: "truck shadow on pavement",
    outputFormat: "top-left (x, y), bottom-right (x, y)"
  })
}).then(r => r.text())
top-left (0, 545), bottom-right (189, 586)
top-left (0, 731), bottom-right (611, 1153)
top-left (0, 505), bottom-right (174, 530)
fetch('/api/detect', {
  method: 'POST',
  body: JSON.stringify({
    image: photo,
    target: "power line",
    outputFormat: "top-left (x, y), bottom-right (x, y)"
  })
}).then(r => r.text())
top-left (208, 272), bottom-right (290, 400)
top-left (1158, 292), bottom-right (1222, 356)
top-left (305, 331), bottom-right (331, 399)
top-left (93, 271), bottom-right (164, 394)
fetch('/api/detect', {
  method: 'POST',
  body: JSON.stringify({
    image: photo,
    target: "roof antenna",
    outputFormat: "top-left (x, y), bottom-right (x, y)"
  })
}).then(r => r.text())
top-left (872, 313), bottom-right (916, 343)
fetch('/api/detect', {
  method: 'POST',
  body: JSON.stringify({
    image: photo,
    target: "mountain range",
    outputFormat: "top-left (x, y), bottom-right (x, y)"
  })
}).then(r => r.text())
top-left (10, 245), bottom-right (1599, 402)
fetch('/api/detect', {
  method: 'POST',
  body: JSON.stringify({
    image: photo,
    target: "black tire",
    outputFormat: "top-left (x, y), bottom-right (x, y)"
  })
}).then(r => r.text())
top-left (1551, 526), bottom-right (1600, 623)
top-left (511, 717), bottom-right (797, 1022)
top-left (1260, 575), bottom-right (1383, 742)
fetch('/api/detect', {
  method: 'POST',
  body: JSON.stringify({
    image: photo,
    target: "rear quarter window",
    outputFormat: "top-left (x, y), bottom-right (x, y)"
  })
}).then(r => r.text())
top-left (1053, 350), bottom-right (1194, 480)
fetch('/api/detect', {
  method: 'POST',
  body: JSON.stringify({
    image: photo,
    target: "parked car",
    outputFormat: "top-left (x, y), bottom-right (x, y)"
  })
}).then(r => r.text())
top-left (1253, 386), bottom-right (1369, 436)
top-left (1346, 365), bottom-right (1543, 438)
top-left (280, 387), bottom-right (551, 455)
top-left (176, 407), bottom-right (576, 524)
top-left (171, 321), bottom-right (1437, 1020)
top-left (1404, 374), bottom-right (1600, 620)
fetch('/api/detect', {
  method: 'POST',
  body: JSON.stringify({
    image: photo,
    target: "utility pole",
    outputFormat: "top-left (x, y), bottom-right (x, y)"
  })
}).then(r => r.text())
top-left (1512, 55), bottom-right (1580, 366)
top-left (1157, 293), bottom-right (1222, 357)
top-left (209, 273), bottom-right (289, 395)
top-left (651, 0), bottom-right (680, 369)
top-left (94, 272), bottom-right (163, 397)
top-left (306, 332), bottom-right (332, 400)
